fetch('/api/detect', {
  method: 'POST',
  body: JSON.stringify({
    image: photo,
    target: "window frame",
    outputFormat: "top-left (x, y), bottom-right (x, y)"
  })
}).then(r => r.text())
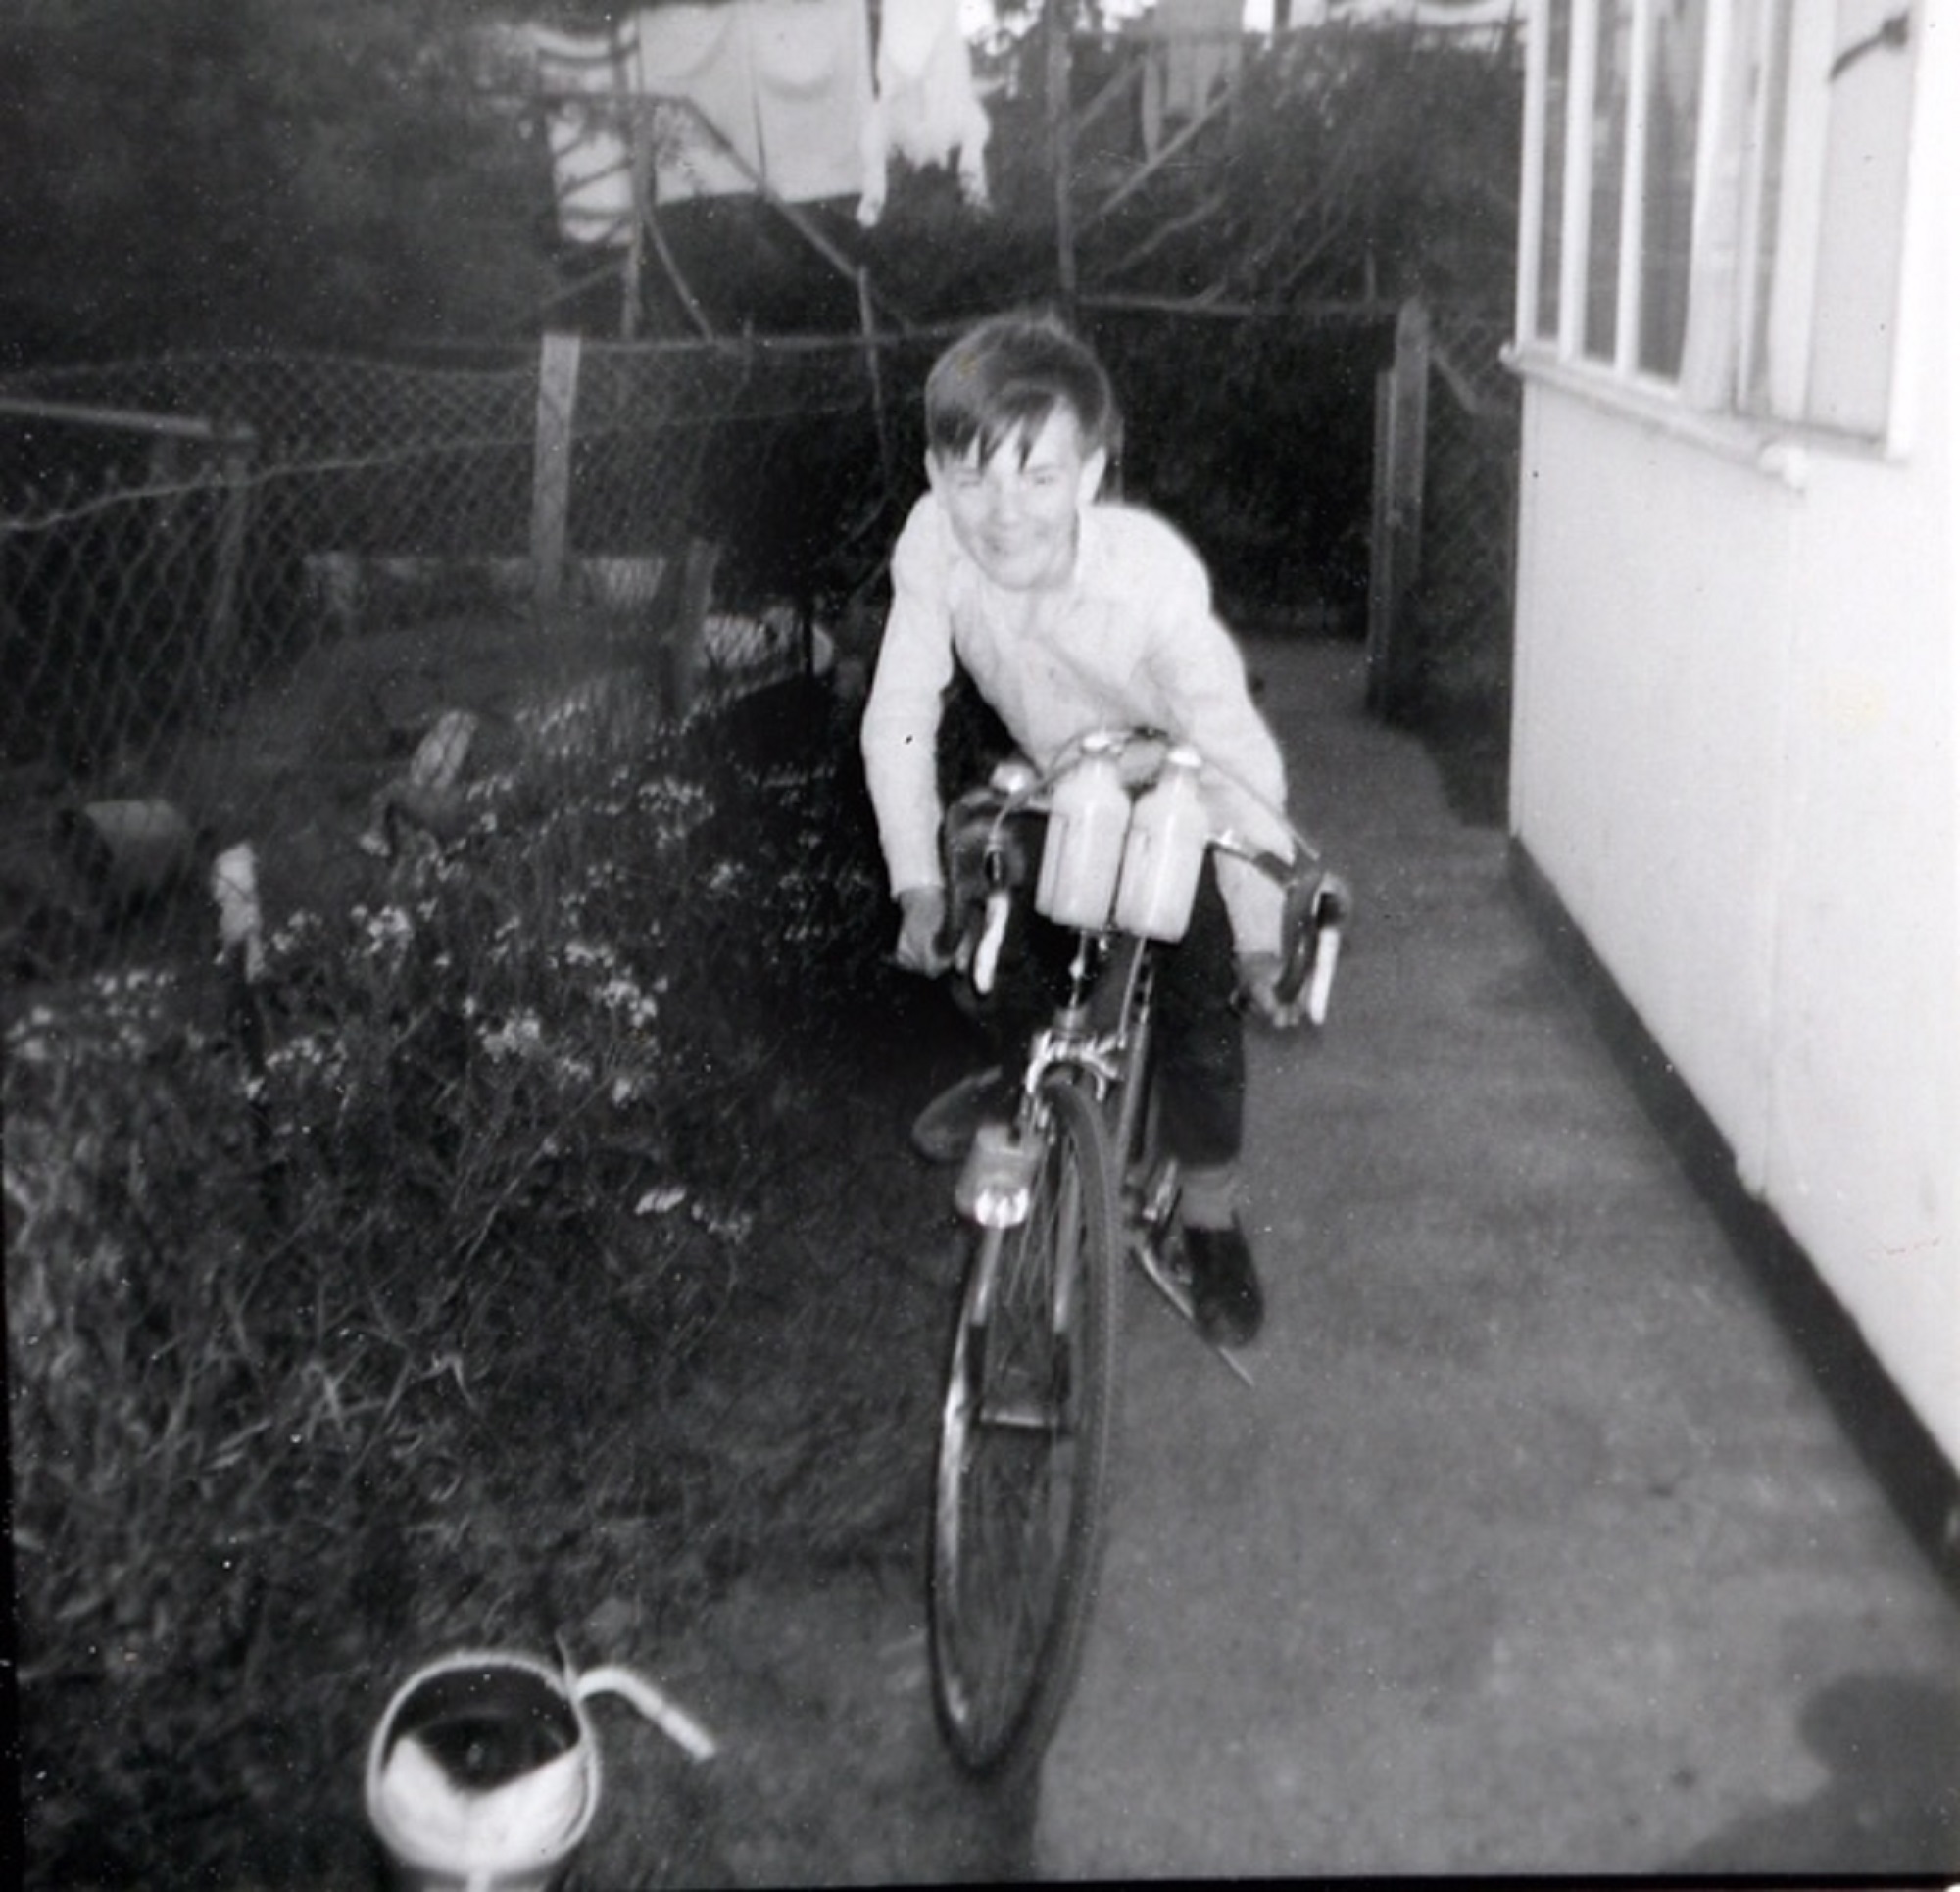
top-left (1512, 0), bottom-right (1918, 454)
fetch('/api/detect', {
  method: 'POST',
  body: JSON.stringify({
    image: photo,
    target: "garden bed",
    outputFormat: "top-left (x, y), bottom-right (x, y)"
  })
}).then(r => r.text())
top-left (7, 608), bottom-right (1016, 1884)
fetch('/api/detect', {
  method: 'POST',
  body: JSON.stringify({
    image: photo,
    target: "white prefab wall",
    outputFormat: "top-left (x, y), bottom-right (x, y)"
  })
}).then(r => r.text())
top-left (1511, 369), bottom-right (1960, 1467)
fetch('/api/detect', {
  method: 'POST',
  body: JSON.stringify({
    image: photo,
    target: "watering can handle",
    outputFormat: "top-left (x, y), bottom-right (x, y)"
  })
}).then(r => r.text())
top-left (575, 1663), bottom-right (718, 1762)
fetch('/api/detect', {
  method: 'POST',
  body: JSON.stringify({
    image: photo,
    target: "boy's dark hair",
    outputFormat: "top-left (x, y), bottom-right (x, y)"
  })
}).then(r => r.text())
top-left (924, 313), bottom-right (1121, 467)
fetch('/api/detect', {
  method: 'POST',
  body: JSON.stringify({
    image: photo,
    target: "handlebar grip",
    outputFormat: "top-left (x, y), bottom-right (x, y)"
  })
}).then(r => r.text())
top-left (1273, 873), bottom-right (1320, 1009)
top-left (971, 889), bottom-right (1011, 995)
top-left (1274, 872), bottom-right (1349, 1016)
top-left (1304, 926), bottom-right (1341, 1026)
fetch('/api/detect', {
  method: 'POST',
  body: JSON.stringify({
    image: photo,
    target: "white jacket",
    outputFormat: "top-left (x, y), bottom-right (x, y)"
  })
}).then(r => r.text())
top-left (859, 493), bottom-right (1294, 956)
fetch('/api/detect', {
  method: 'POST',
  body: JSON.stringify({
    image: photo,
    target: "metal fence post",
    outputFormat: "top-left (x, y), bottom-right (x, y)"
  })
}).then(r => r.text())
top-left (1366, 298), bottom-right (1430, 717)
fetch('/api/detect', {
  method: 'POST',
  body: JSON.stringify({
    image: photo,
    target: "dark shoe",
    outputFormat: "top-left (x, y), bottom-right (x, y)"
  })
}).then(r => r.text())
top-left (910, 1066), bottom-right (1010, 1164)
top-left (1184, 1219), bottom-right (1263, 1348)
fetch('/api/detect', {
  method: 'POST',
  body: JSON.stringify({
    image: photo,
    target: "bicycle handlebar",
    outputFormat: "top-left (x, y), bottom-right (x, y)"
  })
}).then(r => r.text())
top-left (943, 727), bottom-right (1348, 1024)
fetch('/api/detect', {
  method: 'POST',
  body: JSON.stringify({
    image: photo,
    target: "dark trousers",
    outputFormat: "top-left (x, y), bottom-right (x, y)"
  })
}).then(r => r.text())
top-left (1147, 857), bottom-right (1245, 1171)
top-left (961, 850), bottom-right (1244, 1172)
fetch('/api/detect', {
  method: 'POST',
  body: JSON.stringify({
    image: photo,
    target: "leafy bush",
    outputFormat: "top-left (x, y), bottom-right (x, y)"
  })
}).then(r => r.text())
top-left (6, 678), bottom-right (939, 1886)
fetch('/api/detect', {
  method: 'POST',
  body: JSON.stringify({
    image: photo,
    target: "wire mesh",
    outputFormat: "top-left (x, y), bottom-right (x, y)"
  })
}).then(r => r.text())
top-left (1416, 310), bottom-right (1520, 718)
top-left (3, 308), bottom-right (1518, 988)
top-left (1382, 302), bottom-right (1520, 824)
top-left (0, 336), bottom-right (890, 991)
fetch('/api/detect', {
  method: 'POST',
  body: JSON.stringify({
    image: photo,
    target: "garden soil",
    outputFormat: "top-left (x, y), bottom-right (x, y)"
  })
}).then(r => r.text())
top-left (567, 1566), bottom-right (1036, 1886)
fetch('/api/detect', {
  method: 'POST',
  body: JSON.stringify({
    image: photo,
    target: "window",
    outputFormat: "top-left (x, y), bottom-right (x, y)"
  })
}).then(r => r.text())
top-left (1638, 0), bottom-right (1705, 377)
top-left (1531, 0), bottom-right (1571, 341)
top-left (1583, 0), bottom-right (1633, 364)
top-left (1517, 0), bottom-right (1917, 441)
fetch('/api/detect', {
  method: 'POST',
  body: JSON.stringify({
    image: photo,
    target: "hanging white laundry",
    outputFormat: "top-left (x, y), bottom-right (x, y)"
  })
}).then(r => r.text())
top-left (634, 0), bottom-right (873, 203)
top-left (635, 3), bottom-right (763, 200)
top-left (1138, 0), bottom-right (1244, 159)
top-left (532, 4), bottom-right (876, 220)
top-left (858, 0), bottom-right (992, 228)
top-left (531, 24), bottom-right (639, 245)
top-left (750, 0), bottom-right (874, 204)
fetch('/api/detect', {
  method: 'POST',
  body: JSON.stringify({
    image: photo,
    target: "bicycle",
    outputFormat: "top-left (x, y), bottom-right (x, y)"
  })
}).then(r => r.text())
top-left (923, 728), bottom-right (1346, 1776)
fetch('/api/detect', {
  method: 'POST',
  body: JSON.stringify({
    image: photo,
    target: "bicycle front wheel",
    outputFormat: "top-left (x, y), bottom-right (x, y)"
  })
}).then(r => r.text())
top-left (929, 1076), bottom-right (1123, 1775)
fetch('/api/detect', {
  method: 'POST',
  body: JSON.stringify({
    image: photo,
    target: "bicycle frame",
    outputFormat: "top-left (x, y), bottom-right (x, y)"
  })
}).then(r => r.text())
top-left (953, 727), bottom-right (1336, 1019)
top-left (956, 928), bottom-right (1154, 1227)
top-left (953, 724), bottom-right (1337, 1243)
top-left (926, 730), bottom-right (1339, 1773)
top-left (1023, 934), bottom-right (1147, 1113)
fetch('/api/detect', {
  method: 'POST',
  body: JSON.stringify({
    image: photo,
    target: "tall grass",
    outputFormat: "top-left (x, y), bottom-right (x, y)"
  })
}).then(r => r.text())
top-left (7, 675), bottom-right (945, 1886)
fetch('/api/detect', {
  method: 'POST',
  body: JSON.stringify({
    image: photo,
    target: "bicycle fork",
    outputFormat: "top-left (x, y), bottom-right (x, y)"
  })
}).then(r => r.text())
top-left (954, 1108), bottom-right (1091, 1434)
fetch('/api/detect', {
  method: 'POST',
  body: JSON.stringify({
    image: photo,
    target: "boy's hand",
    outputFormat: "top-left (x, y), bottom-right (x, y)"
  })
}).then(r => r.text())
top-left (1237, 951), bottom-right (1311, 1030)
top-left (894, 885), bottom-right (953, 975)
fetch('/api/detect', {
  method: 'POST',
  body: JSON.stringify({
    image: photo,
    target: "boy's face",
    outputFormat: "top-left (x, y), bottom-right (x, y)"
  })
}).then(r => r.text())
top-left (928, 406), bottom-right (1107, 594)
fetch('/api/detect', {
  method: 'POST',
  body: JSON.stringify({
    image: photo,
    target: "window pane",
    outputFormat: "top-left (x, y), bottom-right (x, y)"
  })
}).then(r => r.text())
top-left (1743, 3), bottom-right (1796, 412)
top-left (1638, 0), bottom-right (1705, 377)
top-left (1536, 0), bottom-right (1573, 339)
top-left (1585, 0), bottom-right (1633, 360)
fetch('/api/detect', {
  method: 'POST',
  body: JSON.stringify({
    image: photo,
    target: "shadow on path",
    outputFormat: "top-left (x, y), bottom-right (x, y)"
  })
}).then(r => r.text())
top-left (1671, 1673), bottom-right (1960, 1873)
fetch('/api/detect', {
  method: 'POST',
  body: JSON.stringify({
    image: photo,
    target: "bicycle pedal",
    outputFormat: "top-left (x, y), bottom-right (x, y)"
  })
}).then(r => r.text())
top-left (1131, 1233), bottom-right (1195, 1315)
top-left (980, 1369), bottom-right (1062, 1431)
top-left (1141, 1160), bottom-right (1182, 1229)
top-left (1132, 1234), bottom-right (1255, 1386)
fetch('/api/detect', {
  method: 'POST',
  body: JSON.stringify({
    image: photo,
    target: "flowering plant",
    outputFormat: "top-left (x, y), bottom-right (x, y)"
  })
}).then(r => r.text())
top-left (6, 675), bottom-right (914, 1885)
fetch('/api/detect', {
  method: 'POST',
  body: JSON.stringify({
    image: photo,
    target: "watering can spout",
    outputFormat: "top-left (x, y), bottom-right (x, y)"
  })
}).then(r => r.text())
top-left (575, 1662), bottom-right (718, 1761)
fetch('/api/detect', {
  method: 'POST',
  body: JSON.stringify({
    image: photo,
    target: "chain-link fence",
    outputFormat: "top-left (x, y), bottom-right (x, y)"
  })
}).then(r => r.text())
top-left (0, 337), bottom-right (914, 766)
top-left (1365, 300), bottom-right (1520, 819)
top-left (3, 303), bottom-right (1506, 986)
top-left (0, 334), bottom-right (949, 988)
top-left (1418, 306), bottom-right (1519, 719)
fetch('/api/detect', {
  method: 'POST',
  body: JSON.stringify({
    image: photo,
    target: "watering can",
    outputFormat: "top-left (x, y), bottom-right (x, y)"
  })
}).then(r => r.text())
top-left (364, 1648), bottom-right (714, 1892)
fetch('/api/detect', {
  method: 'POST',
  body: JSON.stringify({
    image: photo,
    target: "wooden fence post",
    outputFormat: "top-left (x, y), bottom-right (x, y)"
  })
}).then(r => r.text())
top-left (658, 537), bottom-right (722, 720)
top-left (1366, 299), bottom-right (1430, 717)
top-left (532, 330), bottom-right (583, 622)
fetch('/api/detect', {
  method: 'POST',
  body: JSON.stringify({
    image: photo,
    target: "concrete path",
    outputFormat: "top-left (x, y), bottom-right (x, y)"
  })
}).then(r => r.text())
top-left (1034, 638), bottom-right (1960, 1877)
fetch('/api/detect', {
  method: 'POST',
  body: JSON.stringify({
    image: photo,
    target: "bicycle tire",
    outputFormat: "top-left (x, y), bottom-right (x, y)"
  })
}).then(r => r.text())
top-left (928, 1075), bottom-right (1123, 1775)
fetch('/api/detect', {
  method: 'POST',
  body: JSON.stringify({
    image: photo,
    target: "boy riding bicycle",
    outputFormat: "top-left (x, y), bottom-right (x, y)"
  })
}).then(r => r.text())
top-left (860, 312), bottom-right (1311, 1347)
